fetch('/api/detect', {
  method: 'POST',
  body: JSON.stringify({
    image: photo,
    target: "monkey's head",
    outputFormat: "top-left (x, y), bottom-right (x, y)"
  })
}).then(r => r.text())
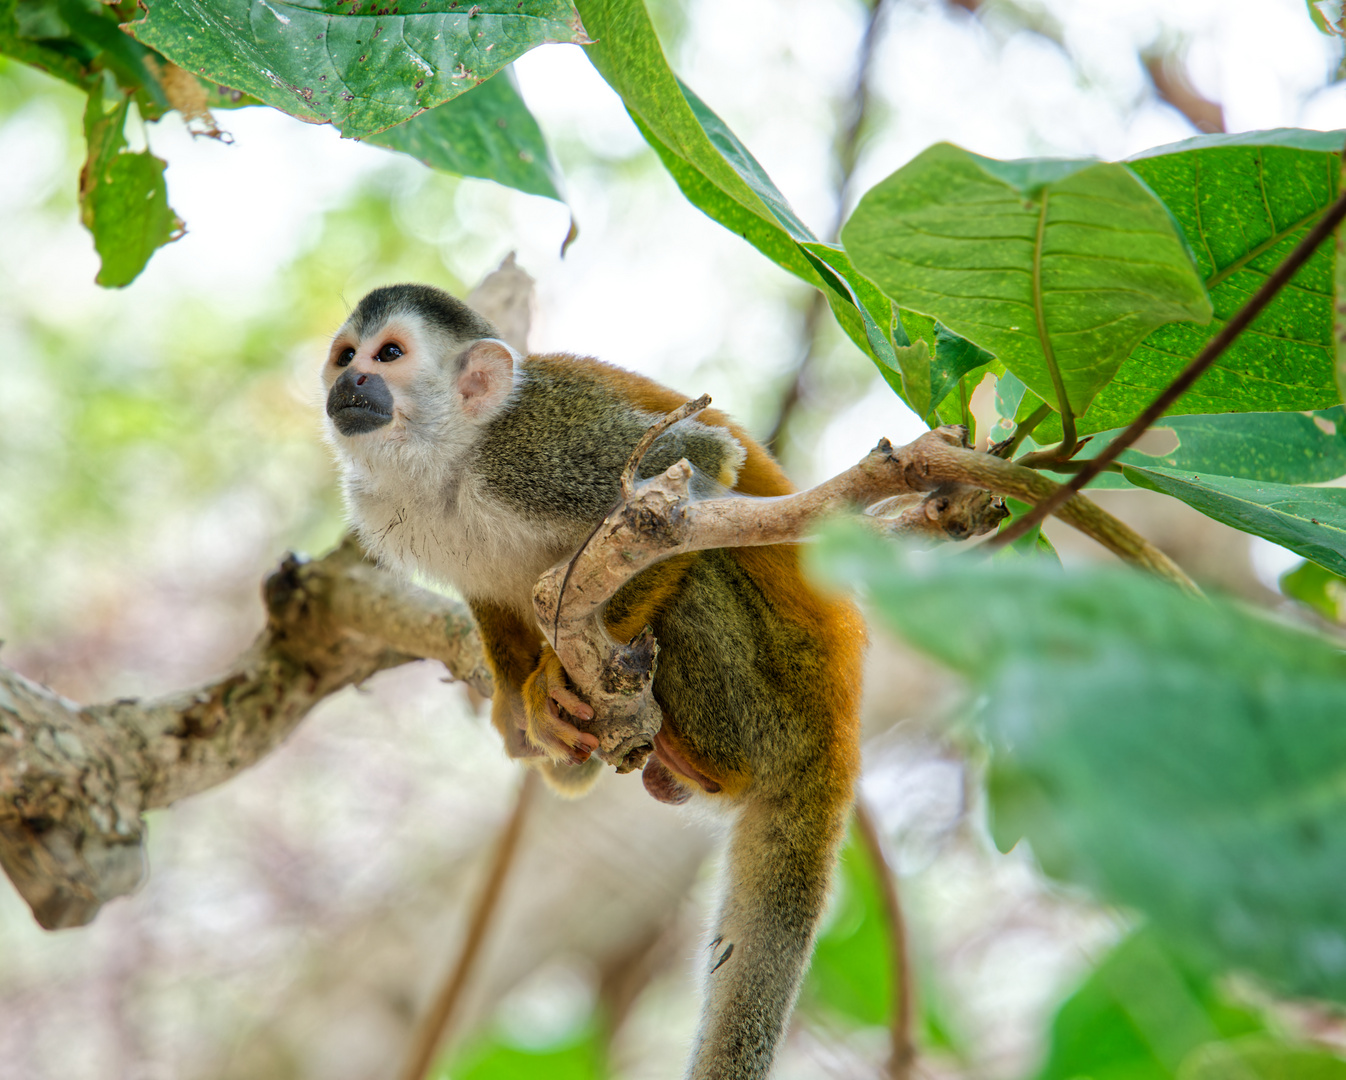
top-left (322, 284), bottom-right (519, 462)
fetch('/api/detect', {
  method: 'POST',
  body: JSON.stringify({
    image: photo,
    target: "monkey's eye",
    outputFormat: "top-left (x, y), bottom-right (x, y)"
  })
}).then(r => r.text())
top-left (336, 347), bottom-right (355, 367)
top-left (377, 342), bottom-right (404, 363)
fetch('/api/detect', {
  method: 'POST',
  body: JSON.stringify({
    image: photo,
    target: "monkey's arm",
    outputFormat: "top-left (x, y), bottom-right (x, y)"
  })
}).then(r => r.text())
top-left (467, 600), bottom-right (545, 760)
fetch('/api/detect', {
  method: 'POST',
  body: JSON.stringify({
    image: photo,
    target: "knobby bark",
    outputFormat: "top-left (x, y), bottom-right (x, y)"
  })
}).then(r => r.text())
top-left (0, 539), bottom-right (489, 929)
top-left (0, 425), bottom-right (1185, 929)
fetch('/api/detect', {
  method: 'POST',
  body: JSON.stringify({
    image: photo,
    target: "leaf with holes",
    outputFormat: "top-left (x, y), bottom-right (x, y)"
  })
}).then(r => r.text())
top-left (128, 0), bottom-right (588, 139)
top-left (1035, 129), bottom-right (1344, 440)
top-left (841, 143), bottom-right (1213, 420)
top-left (364, 66), bottom-right (561, 199)
top-left (1122, 465), bottom-right (1346, 577)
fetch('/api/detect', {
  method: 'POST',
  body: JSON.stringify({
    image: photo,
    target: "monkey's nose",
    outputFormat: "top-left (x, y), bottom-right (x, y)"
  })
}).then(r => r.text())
top-left (327, 369), bottom-right (394, 435)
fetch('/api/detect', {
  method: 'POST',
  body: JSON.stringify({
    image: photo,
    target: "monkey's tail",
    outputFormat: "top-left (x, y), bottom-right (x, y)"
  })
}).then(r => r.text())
top-left (686, 783), bottom-right (852, 1080)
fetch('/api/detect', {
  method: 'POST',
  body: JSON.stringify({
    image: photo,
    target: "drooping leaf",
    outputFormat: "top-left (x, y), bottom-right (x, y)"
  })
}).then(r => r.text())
top-left (1122, 465), bottom-right (1346, 577)
top-left (1035, 930), bottom-right (1265, 1080)
top-left (364, 67), bottom-right (562, 200)
top-left (86, 150), bottom-right (183, 287)
top-left (841, 142), bottom-right (1213, 418)
top-left (1047, 129), bottom-right (1344, 438)
top-left (813, 529), bottom-right (1346, 1003)
top-left (79, 80), bottom-right (182, 287)
top-left (128, 0), bottom-right (588, 139)
top-left (574, 0), bottom-right (905, 394)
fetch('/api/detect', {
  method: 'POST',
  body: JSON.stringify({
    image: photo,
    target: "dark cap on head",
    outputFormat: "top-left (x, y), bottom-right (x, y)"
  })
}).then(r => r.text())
top-left (351, 284), bottom-right (498, 342)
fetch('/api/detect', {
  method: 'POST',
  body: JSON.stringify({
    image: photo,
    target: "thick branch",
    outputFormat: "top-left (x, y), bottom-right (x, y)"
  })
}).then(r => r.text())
top-left (533, 424), bottom-right (1193, 771)
top-left (1, 423), bottom-right (1187, 930)
top-left (0, 538), bottom-right (488, 929)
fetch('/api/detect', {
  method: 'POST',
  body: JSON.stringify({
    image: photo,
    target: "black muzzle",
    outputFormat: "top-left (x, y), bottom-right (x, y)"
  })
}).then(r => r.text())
top-left (327, 369), bottom-right (394, 436)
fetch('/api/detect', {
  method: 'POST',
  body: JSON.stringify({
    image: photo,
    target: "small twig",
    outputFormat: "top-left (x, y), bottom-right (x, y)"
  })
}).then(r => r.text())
top-left (991, 183), bottom-right (1346, 549)
top-left (994, 401), bottom-right (1052, 458)
top-left (620, 394), bottom-right (711, 499)
top-left (853, 798), bottom-right (914, 1080)
top-left (399, 770), bottom-right (539, 1080)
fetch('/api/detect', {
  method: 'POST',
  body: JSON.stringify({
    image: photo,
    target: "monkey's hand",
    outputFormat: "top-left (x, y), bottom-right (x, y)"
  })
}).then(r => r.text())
top-left (521, 648), bottom-right (600, 765)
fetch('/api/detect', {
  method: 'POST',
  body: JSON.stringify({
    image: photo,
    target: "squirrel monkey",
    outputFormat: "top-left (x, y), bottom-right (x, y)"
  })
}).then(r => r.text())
top-left (322, 284), bottom-right (865, 1080)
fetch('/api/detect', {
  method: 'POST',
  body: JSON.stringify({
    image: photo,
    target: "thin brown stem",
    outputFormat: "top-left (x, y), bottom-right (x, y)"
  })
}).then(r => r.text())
top-left (399, 770), bottom-right (540, 1080)
top-left (991, 182), bottom-right (1346, 550)
top-left (764, 0), bottom-right (889, 451)
top-left (995, 401), bottom-right (1052, 458)
top-left (620, 394), bottom-right (711, 499)
top-left (854, 798), bottom-right (914, 1080)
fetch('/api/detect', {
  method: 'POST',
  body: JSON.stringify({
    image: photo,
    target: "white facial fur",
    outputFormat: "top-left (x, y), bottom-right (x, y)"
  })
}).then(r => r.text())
top-left (322, 306), bottom-right (583, 619)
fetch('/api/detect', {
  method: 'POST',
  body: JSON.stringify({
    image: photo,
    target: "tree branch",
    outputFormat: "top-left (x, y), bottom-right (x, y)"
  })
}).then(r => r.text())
top-left (0, 421), bottom-right (1188, 930)
top-left (532, 423), bottom-right (1194, 770)
top-left (0, 537), bottom-right (489, 929)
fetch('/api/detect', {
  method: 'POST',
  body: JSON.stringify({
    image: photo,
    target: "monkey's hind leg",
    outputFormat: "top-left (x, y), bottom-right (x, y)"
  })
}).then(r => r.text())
top-left (686, 784), bottom-right (852, 1080)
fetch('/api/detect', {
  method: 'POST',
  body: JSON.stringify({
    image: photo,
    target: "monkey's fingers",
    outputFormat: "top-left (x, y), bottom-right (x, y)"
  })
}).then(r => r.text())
top-left (548, 685), bottom-right (594, 722)
top-left (538, 698), bottom-right (601, 765)
top-left (521, 655), bottom-right (600, 765)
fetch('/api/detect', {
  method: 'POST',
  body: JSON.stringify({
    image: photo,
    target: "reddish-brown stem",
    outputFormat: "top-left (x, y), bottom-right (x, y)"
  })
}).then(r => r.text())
top-left (399, 770), bottom-right (539, 1080)
top-left (854, 798), bottom-right (915, 1080)
top-left (991, 182), bottom-right (1346, 550)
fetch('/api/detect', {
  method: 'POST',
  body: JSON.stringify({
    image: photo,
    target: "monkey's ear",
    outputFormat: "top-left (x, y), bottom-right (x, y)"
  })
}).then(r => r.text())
top-left (456, 338), bottom-right (516, 420)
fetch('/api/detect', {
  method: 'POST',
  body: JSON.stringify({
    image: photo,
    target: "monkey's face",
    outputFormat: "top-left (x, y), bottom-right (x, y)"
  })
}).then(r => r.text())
top-left (322, 287), bottom-right (519, 477)
top-left (323, 315), bottom-right (431, 439)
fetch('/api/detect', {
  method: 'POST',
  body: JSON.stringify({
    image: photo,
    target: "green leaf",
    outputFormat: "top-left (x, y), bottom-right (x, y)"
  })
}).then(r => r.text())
top-left (1, 0), bottom-right (95, 88)
top-left (1066, 406), bottom-right (1346, 492)
top-left (1035, 930), bottom-right (1265, 1080)
top-left (128, 0), bottom-right (588, 139)
top-left (813, 529), bottom-right (1346, 1002)
top-left (575, 0), bottom-right (901, 386)
top-left (1122, 465), bottom-right (1346, 577)
top-left (1180, 1038), bottom-right (1346, 1080)
top-left (1112, 408), bottom-right (1346, 484)
top-left (1281, 559), bottom-right (1346, 623)
top-left (841, 142), bottom-right (1212, 418)
top-left (363, 67), bottom-right (562, 200)
top-left (439, 1025), bottom-right (605, 1080)
top-left (87, 149), bottom-right (183, 287)
top-left (78, 80), bottom-right (182, 287)
top-left (1054, 130), bottom-right (1344, 438)
top-left (802, 826), bottom-right (892, 1027)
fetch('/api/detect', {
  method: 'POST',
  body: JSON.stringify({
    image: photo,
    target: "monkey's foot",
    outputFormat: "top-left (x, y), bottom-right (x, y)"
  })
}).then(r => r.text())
top-left (522, 652), bottom-right (600, 766)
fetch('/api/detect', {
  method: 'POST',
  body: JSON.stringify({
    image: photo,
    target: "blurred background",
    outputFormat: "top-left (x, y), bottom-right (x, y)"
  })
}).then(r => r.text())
top-left (1, 0), bottom-right (1343, 1077)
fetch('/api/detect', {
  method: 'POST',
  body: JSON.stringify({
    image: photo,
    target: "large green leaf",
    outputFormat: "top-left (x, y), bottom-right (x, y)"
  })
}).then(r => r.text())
top-left (841, 142), bottom-right (1212, 419)
top-left (1051, 130), bottom-right (1344, 438)
top-left (1123, 465), bottom-right (1346, 577)
top-left (1067, 406), bottom-right (1346, 491)
top-left (129, 0), bottom-right (587, 139)
top-left (1034, 930), bottom-right (1265, 1080)
top-left (574, 0), bottom-right (908, 394)
top-left (364, 67), bottom-right (561, 200)
top-left (814, 530), bottom-right (1346, 1002)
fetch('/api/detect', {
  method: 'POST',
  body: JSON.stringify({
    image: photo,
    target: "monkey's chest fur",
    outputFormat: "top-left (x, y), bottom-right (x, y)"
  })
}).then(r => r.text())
top-left (346, 359), bottom-right (748, 621)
